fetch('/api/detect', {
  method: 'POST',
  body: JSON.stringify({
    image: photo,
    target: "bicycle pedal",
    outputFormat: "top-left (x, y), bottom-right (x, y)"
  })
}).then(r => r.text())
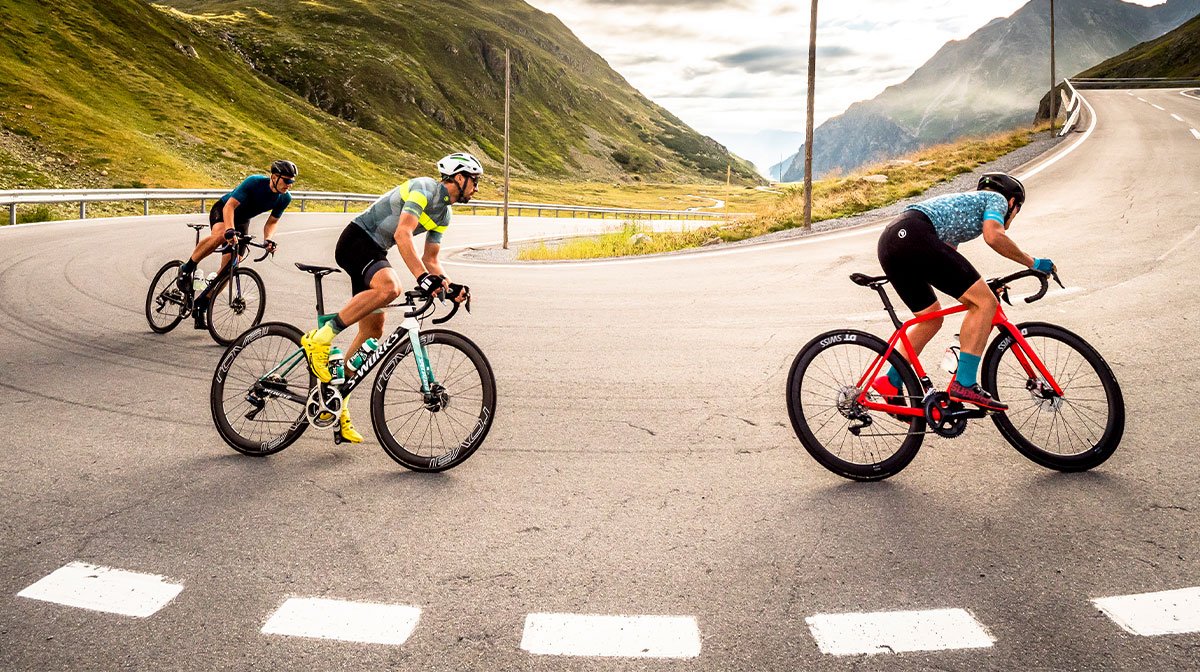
top-left (332, 431), bottom-right (343, 445)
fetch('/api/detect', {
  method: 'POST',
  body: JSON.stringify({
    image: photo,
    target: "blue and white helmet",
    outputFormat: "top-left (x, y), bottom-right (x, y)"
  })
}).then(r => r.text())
top-left (437, 152), bottom-right (484, 180)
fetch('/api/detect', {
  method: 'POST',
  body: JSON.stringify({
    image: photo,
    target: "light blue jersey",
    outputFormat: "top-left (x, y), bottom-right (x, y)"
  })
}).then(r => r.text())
top-left (906, 191), bottom-right (1008, 246)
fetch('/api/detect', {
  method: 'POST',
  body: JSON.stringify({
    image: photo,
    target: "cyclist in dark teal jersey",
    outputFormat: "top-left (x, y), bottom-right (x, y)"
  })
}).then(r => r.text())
top-left (873, 172), bottom-right (1055, 411)
top-left (301, 153), bottom-right (483, 443)
top-left (176, 160), bottom-right (297, 328)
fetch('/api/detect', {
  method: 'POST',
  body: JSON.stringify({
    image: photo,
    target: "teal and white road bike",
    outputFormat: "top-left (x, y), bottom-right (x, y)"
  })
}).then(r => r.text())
top-left (209, 263), bottom-right (496, 472)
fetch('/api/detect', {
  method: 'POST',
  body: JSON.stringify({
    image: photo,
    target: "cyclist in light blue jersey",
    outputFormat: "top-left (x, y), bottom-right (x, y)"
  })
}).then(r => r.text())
top-left (873, 173), bottom-right (1055, 411)
top-left (301, 153), bottom-right (483, 443)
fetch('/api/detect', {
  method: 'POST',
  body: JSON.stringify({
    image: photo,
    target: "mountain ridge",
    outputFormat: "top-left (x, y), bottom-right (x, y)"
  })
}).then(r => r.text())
top-left (781, 0), bottom-right (1200, 182)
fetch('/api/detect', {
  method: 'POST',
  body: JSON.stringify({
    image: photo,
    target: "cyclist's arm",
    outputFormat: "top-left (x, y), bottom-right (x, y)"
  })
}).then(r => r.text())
top-left (982, 219), bottom-right (1036, 268)
top-left (263, 216), bottom-right (280, 241)
top-left (221, 197), bottom-right (240, 229)
top-left (393, 212), bottom-right (431, 280)
top-left (422, 240), bottom-right (446, 280)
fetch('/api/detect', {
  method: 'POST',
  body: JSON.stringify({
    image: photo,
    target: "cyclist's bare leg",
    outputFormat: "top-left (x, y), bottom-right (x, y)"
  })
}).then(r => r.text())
top-left (337, 267), bottom-right (403, 329)
top-left (893, 301), bottom-right (943, 366)
top-left (189, 220), bottom-right (231, 264)
top-left (956, 279), bottom-right (998, 357)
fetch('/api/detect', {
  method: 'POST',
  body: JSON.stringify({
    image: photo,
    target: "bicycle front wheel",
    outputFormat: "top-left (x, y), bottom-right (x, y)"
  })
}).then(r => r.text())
top-left (208, 267), bottom-right (266, 346)
top-left (370, 329), bottom-right (496, 472)
top-left (210, 322), bottom-right (312, 455)
top-left (982, 322), bottom-right (1124, 472)
top-left (146, 260), bottom-right (187, 333)
top-left (787, 329), bottom-right (926, 481)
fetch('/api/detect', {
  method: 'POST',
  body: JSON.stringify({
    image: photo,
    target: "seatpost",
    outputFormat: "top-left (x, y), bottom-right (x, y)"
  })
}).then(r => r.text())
top-left (314, 276), bottom-right (327, 316)
top-left (874, 285), bottom-right (904, 331)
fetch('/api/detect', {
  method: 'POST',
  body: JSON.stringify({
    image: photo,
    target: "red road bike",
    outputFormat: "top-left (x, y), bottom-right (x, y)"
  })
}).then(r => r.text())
top-left (786, 269), bottom-right (1124, 481)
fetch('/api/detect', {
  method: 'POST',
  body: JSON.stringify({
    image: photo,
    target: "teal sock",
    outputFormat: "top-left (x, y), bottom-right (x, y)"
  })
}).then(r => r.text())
top-left (955, 352), bottom-right (981, 387)
top-left (886, 366), bottom-right (904, 390)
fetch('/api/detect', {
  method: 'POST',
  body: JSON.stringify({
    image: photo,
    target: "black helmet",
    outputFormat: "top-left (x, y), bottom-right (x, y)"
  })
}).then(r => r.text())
top-left (977, 172), bottom-right (1024, 209)
top-left (270, 159), bottom-right (298, 178)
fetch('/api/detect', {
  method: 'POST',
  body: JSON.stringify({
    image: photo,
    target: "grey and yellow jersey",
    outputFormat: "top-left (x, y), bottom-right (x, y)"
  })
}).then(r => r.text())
top-left (352, 177), bottom-right (452, 250)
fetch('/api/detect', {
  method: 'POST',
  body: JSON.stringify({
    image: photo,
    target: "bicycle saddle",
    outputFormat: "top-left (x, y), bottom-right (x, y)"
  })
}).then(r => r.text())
top-left (295, 263), bottom-right (341, 277)
top-left (850, 272), bottom-right (888, 287)
top-left (187, 223), bottom-right (206, 231)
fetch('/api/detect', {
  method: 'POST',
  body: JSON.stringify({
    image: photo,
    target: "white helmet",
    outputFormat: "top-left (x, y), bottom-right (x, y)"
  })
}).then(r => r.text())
top-left (437, 152), bottom-right (484, 180)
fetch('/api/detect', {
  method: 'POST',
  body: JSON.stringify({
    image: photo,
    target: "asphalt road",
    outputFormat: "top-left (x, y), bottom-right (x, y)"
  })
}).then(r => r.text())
top-left (1, 89), bottom-right (1198, 671)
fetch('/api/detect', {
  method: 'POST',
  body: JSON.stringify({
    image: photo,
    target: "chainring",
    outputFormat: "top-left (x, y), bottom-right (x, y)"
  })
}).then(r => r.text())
top-left (924, 392), bottom-right (968, 438)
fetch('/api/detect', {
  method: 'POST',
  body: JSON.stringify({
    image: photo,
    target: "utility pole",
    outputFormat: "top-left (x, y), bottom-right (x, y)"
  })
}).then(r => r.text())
top-left (803, 0), bottom-right (818, 228)
top-left (1049, 0), bottom-right (1057, 134)
top-left (503, 48), bottom-right (511, 250)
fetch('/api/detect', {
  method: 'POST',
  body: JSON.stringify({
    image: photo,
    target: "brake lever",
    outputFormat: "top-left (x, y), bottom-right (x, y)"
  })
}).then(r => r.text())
top-left (1000, 287), bottom-right (1012, 306)
top-left (1050, 270), bottom-right (1064, 288)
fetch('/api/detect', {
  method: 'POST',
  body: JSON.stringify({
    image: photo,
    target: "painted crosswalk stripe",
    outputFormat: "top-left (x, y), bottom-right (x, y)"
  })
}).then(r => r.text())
top-left (1093, 587), bottom-right (1200, 636)
top-left (806, 608), bottom-right (994, 656)
top-left (520, 613), bottom-right (701, 658)
top-left (17, 562), bottom-right (183, 618)
top-left (262, 597), bottom-right (421, 645)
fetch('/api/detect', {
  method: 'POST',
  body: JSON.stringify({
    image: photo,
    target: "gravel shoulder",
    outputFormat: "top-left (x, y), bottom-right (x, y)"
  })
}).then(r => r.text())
top-left (454, 129), bottom-right (1069, 264)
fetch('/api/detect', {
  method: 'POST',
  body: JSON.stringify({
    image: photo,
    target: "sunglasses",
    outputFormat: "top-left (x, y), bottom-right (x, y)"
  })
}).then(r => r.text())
top-left (275, 175), bottom-right (295, 185)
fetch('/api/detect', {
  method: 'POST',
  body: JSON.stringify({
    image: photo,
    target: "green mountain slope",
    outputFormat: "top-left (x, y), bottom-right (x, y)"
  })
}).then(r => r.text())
top-left (0, 0), bottom-right (757, 191)
top-left (1077, 11), bottom-right (1200, 78)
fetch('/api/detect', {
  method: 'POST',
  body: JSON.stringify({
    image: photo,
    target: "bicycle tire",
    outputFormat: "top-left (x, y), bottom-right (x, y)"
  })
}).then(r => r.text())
top-left (145, 260), bottom-right (187, 333)
top-left (787, 329), bottom-right (927, 481)
top-left (207, 267), bottom-right (266, 346)
top-left (370, 329), bottom-right (496, 472)
top-left (981, 322), bottom-right (1124, 472)
top-left (210, 321), bottom-right (312, 456)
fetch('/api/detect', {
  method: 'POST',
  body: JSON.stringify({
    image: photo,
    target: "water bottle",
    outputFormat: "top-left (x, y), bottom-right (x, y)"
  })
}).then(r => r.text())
top-left (328, 347), bottom-right (346, 385)
top-left (348, 338), bottom-right (380, 371)
top-left (941, 334), bottom-right (961, 374)
top-left (206, 272), bottom-right (218, 285)
top-left (192, 269), bottom-right (206, 292)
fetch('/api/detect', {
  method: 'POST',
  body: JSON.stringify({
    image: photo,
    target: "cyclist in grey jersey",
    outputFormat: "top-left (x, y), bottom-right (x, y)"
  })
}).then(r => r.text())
top-left (354, 177), bottom-right (452, 250)
top-left (301, 153), bottom-right (483, 443)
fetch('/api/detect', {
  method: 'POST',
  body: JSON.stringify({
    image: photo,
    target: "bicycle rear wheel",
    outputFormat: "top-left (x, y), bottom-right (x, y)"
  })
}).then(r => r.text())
top-left (982, 322), bottom-right (1124, 471)
top-left (210, 322), bottom-right (312, 455)
top-left (146, 260), bottom-right (187, 333)
top-left (787, 329), bottom-right (926, 481)
top-left (207, 267), bottom-right (266, 346)
top-left (370, 329), bottom-right (496, 472)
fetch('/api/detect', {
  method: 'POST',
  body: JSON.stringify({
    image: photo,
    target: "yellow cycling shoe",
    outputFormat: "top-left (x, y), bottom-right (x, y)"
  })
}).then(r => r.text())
top-left (300, 329), bottom-right (332, 383)
top-left (337, 407), bottom-right (364, 444)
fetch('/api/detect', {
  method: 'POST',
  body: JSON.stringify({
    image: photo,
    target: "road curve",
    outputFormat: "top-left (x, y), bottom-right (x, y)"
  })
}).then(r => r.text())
top-left (1, 89), bottom-right (1198, 670)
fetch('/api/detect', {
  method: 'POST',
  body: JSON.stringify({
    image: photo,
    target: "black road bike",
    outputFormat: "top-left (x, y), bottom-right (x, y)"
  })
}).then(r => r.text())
top-left (209, 263), bottom-right (497, 472)
top-left (145, 224), bottom-right (271, 345)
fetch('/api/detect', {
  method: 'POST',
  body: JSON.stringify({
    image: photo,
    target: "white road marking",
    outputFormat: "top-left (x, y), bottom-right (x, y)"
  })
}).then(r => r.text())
top-left (1093, 587), bottom-right (1200, 636)
top-left (1137, 97), bottom-right (1148, 102)
top-left (1181, 90), bottom-right (1200, 102)
top-left (805, 608), bottom-right (995, 656)
top-left (17, 562), bottom-right (184, 618)
top-left (520, 613), bottom-right (701, 658)
top-left (1157, 223), bottom-right (1200, 262)
top-left (262, 597), bottom-right (421, 645)
top-left (1191, 128), bottom-right (1200, 140)
top-left (1172, 114), bottom-right (1185, 122)
top-left (1151, 104), bottom-right (1165, 111)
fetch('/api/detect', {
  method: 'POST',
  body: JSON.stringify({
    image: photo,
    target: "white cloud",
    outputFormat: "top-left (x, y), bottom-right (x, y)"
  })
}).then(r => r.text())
top-left (525, 0), bottom-right (1167, 175)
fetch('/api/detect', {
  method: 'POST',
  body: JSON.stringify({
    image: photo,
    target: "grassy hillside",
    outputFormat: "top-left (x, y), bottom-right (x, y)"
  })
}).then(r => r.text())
top-left (0, 0), bottom-right (758, 196)
top-left (1077, 11), bottom-right (1200, 78)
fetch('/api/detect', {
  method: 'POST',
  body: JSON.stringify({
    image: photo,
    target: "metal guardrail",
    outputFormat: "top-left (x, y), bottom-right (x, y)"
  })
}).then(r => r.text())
top-left (0, 188), bottom-right (744, 226)
top-left (1059, 79), bottom-right (1084, 137)
top-left (1070, 77), bottom-right (1200, 90)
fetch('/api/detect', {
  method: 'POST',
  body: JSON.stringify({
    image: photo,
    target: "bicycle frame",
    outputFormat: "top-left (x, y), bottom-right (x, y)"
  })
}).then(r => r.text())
top-left (254, 307), bottom-right (438, 406)
top-left (854, 300), bottom-right (1065, 418)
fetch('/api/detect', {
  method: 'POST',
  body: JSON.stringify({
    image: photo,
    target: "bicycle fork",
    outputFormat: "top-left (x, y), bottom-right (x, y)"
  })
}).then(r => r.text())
top-left (404, 317), bottom-right (446, 412)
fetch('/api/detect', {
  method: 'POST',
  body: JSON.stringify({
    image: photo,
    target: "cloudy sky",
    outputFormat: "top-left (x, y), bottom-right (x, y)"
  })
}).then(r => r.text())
top-left (523, 0), bottom-right (1165, 176)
